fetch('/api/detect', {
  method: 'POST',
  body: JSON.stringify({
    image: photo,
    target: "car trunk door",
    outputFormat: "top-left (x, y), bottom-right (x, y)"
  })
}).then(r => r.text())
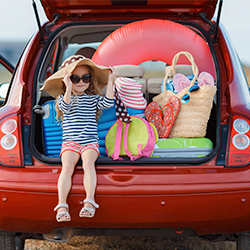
top-left (40, 0), bottom-right (218, 21)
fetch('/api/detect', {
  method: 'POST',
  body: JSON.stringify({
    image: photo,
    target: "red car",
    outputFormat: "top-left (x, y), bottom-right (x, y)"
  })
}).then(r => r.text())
top-left (1, 0), bottom-right (250, 249)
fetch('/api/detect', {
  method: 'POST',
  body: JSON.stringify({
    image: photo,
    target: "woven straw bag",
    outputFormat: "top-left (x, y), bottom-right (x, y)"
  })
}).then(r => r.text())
top-left (153, 51), bottom-right (217, 138)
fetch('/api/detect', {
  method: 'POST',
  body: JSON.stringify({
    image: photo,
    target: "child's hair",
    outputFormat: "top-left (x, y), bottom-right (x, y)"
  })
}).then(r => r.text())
top-left (55, 66), bottom-right (103, 122)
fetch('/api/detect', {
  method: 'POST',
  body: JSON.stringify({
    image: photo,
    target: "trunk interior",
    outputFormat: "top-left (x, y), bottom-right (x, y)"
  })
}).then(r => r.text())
top-left (31, 21), bottom-right (219, 166)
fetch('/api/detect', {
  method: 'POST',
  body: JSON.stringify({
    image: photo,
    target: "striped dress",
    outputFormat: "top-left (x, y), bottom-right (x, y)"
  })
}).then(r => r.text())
top-left (58, 94), bottom-right (113, 145)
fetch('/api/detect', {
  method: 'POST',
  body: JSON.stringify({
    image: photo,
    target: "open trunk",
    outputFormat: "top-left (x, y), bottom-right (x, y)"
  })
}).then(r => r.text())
top-left (31, 19), bottom-right (219, 166)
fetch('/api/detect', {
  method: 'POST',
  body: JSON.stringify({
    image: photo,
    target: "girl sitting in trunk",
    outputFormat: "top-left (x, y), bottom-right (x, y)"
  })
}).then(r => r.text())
top-left (41, 55), bottom-right (116, 222)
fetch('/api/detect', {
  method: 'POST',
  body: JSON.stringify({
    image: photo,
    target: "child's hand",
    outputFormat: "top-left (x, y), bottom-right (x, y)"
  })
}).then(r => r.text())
top-left (105, 67), bottom-right (117, 99)
top-left (108, 67), bottom-right (117, 83)
top-left (62, 70), bottom-right (72, 91)
top-left (62, 70), bottom-right (72, 104)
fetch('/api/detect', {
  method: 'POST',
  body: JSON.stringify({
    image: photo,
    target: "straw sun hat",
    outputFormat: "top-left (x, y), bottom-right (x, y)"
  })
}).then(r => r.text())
top-left (40, 55), bottom-right (110, 98)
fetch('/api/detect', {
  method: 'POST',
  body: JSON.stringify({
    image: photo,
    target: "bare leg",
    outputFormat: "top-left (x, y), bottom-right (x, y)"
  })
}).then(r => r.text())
top-left (80, 149), bottom-right (98, 216)
top-left (56, 150), bottom-right (80, 220)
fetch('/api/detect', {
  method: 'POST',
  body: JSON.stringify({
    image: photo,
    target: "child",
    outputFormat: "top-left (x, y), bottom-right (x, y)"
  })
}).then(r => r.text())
top-left (41, 55), bottom-right (116, 222)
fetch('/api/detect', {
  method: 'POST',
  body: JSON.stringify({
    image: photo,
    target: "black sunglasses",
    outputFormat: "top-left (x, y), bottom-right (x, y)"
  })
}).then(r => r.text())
top-left (70, 74), bottom-right (91, 84)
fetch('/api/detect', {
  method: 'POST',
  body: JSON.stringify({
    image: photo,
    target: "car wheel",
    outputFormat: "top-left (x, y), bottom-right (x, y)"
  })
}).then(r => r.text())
top-left (0, 231), bottom-right (15, 250)
top-left (237, 234), bottom-right (250, 250)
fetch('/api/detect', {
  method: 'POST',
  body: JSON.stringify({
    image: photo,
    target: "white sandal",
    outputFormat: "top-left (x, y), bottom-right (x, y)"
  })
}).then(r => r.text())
top-left (79, 199), bottom-right (99, 218)
top-left (54, 203), bottom-right (71, 222)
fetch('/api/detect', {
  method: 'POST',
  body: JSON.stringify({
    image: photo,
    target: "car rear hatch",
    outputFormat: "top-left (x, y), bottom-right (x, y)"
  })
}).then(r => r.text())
top-left (40, 0), bottom-right (218, 21)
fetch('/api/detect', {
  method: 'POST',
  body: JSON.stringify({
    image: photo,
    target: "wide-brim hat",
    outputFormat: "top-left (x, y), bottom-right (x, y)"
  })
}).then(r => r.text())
top-left (40, 55), bottom-right (110, 98)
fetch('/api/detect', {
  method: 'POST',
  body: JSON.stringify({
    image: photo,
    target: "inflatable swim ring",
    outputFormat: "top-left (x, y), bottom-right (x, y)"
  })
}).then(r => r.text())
top-left (92, 19), bottom-right (215, 78)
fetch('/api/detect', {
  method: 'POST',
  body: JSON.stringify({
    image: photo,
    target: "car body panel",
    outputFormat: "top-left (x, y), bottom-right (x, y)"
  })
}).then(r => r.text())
top-left (1, 160), bottom-right (250, 235)
top-left (1, 183), bottom-right (250, 235)
top-left (219, 25), bottom-right (250, 114)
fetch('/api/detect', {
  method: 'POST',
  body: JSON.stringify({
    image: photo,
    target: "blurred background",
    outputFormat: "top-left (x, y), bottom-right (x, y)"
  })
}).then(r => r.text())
top-left (0, 0), bottom-right (250, 68)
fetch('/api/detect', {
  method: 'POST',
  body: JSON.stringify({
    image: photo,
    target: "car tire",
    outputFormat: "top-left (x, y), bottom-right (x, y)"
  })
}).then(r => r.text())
top-left (15, 237), bottom-right (25, 250)
top-left (237, 234), bottom-right (250, 250)
top-left (0, 231), bottom-right (15, 250)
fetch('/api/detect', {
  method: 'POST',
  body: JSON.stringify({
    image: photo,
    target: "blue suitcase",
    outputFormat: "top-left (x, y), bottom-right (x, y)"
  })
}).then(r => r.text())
top-left (42, 100), bottom-right (62, 157)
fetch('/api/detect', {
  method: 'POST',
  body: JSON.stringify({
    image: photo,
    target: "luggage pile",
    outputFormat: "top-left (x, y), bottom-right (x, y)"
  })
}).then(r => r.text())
top-left (41, 52), bottom-right (216, 160)
top-left (105, 52), bottom-right (216, 160)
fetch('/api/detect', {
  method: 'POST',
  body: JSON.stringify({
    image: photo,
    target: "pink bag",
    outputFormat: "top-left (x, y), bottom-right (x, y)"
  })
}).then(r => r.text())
top-left (105, 116), bottom-right (157, 161)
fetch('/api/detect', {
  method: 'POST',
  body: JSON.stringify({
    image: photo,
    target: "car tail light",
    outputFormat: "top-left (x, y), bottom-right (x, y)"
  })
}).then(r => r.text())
top-left (233, 118), bottom-right (249, 133)
top-left (232, 134), bottom-right (249, 150)
top-left (227, 115), bottom-right (250, 167)
top-left (0, 115), bottom-right (23, 167)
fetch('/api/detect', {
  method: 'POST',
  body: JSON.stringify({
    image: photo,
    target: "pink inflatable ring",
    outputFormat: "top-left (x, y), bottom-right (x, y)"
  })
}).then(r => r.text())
top-left (92, 19), bottom-right (215, 78)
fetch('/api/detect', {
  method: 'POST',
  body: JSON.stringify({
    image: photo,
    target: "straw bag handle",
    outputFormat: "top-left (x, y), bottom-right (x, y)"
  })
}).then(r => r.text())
top-left (163, 51), bottom-right (199, 92)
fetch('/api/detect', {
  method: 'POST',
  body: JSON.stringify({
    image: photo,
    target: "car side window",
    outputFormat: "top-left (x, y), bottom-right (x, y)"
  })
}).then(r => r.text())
top-left (0, 56), bottom-right (14, 103)
top-left (0, 63), bottom-right (12, 84)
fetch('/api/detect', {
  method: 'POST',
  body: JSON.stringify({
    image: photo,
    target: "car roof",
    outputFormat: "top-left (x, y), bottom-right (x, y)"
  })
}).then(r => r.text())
top-left (40, 0), bottom-right (218, 22)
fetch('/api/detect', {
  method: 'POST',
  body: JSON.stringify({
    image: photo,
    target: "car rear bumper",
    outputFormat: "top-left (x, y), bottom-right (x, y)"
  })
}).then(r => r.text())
top-left (0, 178), bottom-right (250, 236)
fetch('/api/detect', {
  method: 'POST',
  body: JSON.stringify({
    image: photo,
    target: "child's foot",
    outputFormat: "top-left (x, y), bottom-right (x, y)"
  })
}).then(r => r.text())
top-left (79, 199), bottom-right (99, 218)
top-left (54, 203), bottom-right (71, 222)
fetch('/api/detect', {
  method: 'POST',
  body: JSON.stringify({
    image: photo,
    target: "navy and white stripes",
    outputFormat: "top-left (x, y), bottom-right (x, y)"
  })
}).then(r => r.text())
top-left (58, 94), bottom-right (113, 145)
